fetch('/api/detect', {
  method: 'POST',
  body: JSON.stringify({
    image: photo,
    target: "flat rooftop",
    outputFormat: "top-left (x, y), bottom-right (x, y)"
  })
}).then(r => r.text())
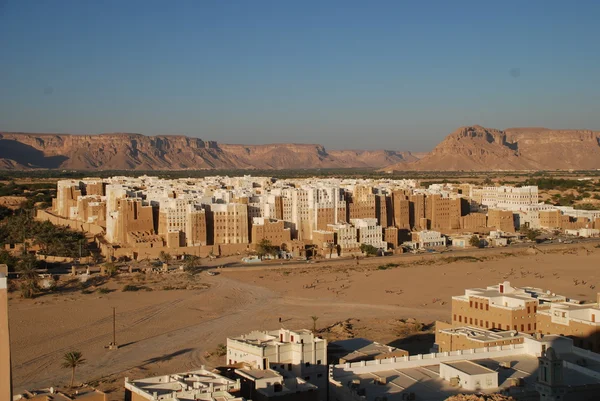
top-left (235, 368), bottom-right (281, 380)
top-left (126, 369), bottom-right (237, 398)
top-left (333, 353), bottom-right (600, 401)
top-left (442, 360), bottom-right (495, 375)
top-left (440, 326), bottom-right (529, 342)
top-left (231, 329), bottom-right (323, 347)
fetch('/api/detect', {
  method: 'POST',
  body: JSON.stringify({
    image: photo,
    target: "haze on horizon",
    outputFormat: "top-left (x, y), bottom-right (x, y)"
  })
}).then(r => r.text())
top-left (1, 0), bottom-right (599, 152)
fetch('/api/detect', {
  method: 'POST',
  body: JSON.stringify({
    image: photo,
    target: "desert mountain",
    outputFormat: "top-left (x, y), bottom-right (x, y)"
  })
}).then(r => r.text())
top-left (2, 126), bottom-right (599, 171)
top-left (0, 132), bottom-right (416, 170)
top-left (383, 125), bottom-right (600, 171)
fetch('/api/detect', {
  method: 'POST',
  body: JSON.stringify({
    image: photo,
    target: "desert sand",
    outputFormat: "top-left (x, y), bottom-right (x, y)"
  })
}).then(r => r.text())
top-left (8, 242), bottom-right (600, 400)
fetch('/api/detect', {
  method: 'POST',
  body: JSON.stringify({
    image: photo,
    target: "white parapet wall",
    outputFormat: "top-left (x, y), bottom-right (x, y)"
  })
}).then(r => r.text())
top-left (330, 344), bottom-right (526, 378)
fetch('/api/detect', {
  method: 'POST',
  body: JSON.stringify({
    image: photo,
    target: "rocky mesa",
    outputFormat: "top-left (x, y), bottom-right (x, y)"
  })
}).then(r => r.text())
top-left (1, 125), bottom-right (599, 171)
top-left (382, 125), bottom-right (600, 171)
top-left (0, 132), bottom-right (416, 170)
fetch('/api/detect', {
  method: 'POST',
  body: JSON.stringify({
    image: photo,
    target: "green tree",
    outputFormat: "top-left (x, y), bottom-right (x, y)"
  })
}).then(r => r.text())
top-left (520, 226), bottom-right (541, 241)
top-left (17, 254), bottom-right (39, 298)
top-left (360, 243), bottom-right (378, 256)
top-left (0, 205), bottom-right (13, 221)
top-left (256, 239), bottom-right (276, 260)
top-left (469, 235), bottom-right (481, 248)
top-left (61, 351), bottom-right (86, 388)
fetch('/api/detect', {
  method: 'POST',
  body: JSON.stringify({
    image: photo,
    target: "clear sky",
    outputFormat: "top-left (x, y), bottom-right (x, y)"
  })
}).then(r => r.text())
top-left (1, 0), bottom-right (599, 151)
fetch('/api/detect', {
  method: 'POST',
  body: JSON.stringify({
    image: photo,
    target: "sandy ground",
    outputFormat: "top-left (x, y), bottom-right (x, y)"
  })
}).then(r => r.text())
top-left (8, 241), bottom-right (600, 400)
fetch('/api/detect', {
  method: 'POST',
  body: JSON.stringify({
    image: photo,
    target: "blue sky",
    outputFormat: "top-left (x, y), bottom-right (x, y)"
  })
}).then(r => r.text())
top-left (0, 0), bottom-right (598, 151)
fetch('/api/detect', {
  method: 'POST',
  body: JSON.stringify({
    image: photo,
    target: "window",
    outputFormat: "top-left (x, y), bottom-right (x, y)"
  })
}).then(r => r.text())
top-left (470, 301), bottom-right (473, 308)
top-left (486, 304), bottom-right (489, 311)
top-left (470, 318), bottom-right (473, 324)
top-left (528, 323), bottom-right (531, 331)
top-left (475, 302), bottom-right (479, 309)
top-left (305, 362), bottom-right (310, 367)
top-left (288, 364), bottom-right (292, 371)
top-left (317, 360), bottom-right (321, 365)
top-left (475, 319), bottom-right (478, 325)
top-left (459, 316), bottom-right (462, 323)
top-left (453, 314), bottom-right (457, 321)
top-left (305, 376), bottom-right (310, 381)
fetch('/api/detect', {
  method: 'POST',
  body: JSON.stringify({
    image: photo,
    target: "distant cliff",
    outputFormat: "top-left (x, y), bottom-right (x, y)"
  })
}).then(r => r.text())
top-left (2, 125), bottom-right (598, 171)
top-left (382, 125), bottom-right (600, 171)
top-left (0, 132), bottom-right (416, 170)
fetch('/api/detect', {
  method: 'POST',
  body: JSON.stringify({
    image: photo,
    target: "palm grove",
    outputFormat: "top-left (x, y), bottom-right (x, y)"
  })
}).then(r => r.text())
top-left (0, 204), bottom-right (90, 297)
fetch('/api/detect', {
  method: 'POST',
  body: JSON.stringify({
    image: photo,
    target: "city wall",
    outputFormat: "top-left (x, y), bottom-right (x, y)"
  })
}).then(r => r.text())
top-left (36, 209), bottom-right (105, 236)
top-left (100, 241), bottom-right (250, 261)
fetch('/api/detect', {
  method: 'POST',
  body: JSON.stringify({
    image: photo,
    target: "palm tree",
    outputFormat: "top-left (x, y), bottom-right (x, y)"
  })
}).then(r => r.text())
top-left (17, 254), bottom-right (39, 298)
top-left (311, 315), bottom-right (319, 332)
top-left (62, 351), bottom-right (86, 388)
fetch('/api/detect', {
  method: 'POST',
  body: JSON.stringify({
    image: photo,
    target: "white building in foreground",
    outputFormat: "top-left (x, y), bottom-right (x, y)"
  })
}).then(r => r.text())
top-left (124, 368), bottom-right (243, 401)
top-left (227, 329), bottom-right (327, 401)
top-left (329, 335), bottom-right (600, 401)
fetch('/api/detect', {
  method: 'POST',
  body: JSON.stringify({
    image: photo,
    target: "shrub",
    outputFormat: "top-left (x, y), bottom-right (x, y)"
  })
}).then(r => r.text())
top-left (122, 284), bottom-right (140, 292)
top-left (216, 343), bottom-right (227, 357)
top-left (97, 288), bottom-right (110, 294)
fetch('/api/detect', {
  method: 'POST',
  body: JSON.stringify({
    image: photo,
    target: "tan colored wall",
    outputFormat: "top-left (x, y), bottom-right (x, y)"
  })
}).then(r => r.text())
top-left (375, 195), bottom-right (391, 227)
top-left (186, 210), bottom-right (207, 246)
top-left (384, 227), bottom-right (398, 247)
top-left (101, 241), bottom-right (249, 260)
top-left (212, 203), bottom-right (249, 245)
top-left (539, 210), bottom-right (561, 229)
top-left (85, 182), bottom-right (105, 196)
top-left (131, 392), bottom-right (148, 401)
top-left (536, 313), bottom-right (600, 352)
top-left (117, 199), bottom-right (155, 245)
top-left (487, 210), bottom-right (515, 232)
top-left (452, 297), bottom-right (537, 333)
top-left (392, 191), bottom-right (410, 229)
top-left (426, 195), bottom-right (461, 231)
top-left (251, 220), bottom-right (291, 246)
top-left (36, 209), bottom-right (105, 235)
top-left (346, 195), bottom-right (377, 220)
top-left (436, 330), bottom-right (524, 352)
top-left (410, 194), bottom-right (426, 229)
top-left (316, 206), bottom-right (336, 231)
top-left (460, 213), bottom-right (487, 231)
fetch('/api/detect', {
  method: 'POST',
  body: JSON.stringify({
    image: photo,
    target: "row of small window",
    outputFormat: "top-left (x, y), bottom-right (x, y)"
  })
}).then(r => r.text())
top-left (454, 315), bottom-right (535, 331)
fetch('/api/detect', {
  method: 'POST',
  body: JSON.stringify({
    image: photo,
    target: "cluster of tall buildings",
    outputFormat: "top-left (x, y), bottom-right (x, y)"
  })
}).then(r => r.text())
top-left (47, 177), bottom-right (599, 260)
